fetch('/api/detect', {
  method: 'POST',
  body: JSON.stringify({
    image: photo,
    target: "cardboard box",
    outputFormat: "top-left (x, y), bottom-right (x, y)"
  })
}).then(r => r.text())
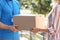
top-left (13, 15), bottom-right (48, 31)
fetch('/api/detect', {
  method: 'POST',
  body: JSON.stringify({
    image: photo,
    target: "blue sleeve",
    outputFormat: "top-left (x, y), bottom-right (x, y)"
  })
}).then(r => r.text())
top-left (13, 0), bottom-right (20, 16)
top-left (0, 5), bottom-right (1, 19)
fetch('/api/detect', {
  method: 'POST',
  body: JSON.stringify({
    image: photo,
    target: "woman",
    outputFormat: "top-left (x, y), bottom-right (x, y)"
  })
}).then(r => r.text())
top-left (48, 0), bottom-right (60, 40)
top-left (32, 0), bottom-right (60, 40)
top-left (0, 0), bottom-right (20, 40)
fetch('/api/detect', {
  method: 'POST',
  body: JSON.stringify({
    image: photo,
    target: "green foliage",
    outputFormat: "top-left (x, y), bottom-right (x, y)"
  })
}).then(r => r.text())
top-left (19, 0), bottom-right (51, 15)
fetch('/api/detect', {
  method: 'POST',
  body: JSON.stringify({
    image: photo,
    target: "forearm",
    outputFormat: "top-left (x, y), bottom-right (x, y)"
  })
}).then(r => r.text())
top-left (38, 29), bottom-right (49, 32)
top-left (0, 22), bottom-right (10, 30)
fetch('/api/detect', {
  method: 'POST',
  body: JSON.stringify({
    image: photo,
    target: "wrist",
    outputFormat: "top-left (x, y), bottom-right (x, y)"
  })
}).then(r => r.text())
top-left (7, 26), bottom-right (12, 30)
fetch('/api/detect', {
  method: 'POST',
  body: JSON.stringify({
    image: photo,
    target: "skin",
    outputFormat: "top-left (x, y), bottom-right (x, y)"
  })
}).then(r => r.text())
top-left (53, 0), bottom-right (57, 3)
top-left (32, 28), bottom-right (49, 33)
top-left (0, 22), bottom-right (19, 32)
top-left (32, 0), bottom-right (57, 33)
top-left (0, 0), bottom-right (20, 32)
top-left (57, 0), bottom-right (60, 4)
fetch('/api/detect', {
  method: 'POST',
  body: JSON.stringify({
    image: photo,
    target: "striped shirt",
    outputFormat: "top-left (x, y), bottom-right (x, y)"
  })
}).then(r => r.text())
top-left (48, 4), bottom-right (60, 40)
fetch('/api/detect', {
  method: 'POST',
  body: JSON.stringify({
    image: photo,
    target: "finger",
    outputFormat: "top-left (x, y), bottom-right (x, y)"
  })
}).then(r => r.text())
top-left (32, 30), bottom-right (38, 33)
top-left (13, 29), bottom-right (19, 32)
top-left (14, 25), bottom-right (19, 29)
top-left (12, 27), bottom-right (19, 32)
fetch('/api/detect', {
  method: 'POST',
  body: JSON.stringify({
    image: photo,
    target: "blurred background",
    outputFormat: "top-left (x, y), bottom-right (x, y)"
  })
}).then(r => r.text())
top-left (17, 0), bottom-right (52, 40)
top-left (18, 0), bottom-right (51, 16)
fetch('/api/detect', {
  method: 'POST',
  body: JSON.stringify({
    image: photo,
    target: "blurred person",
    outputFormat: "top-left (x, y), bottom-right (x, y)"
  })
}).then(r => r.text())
top-left (32, 0), bottom-right (60, 40)
top-left (0, 0), bottom-right (20, 40)
top-left (47, 0), bottom-right (60, 40)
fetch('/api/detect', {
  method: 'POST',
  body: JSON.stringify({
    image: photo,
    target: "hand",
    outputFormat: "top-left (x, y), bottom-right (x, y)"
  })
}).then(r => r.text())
top-left (13, 24), bottom-right (19, 29)
top-left (31, 28), bottom-right (49, 33)
top-left (9, 25), bottom-right (19, 32)
top-left (14, 24), bottom-right (21, 31)
top-left (31, 28), bottom-right (40, 33)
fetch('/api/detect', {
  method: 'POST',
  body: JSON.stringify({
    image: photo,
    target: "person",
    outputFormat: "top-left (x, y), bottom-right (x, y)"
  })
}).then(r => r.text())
top-left (47, 0), bottom-right (57, 40)
top-left (0, 0), bottom-right (20, 40)
top-left (32, 0), bottom-right (60, 40)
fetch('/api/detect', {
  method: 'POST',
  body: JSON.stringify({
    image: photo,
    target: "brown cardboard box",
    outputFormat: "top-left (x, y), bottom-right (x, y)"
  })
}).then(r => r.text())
top-left (13, 15), bottom-right (48, 31)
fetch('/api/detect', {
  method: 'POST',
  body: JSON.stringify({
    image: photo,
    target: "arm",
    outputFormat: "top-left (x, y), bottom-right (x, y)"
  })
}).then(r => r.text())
top-left (32, 7), bottom-right (56, 33)
top-left (0, 22), bottom-right (10, 30)
top-left (38, 29), bottom-right (49, 32)
top-left (0, 5), bottom-right (9, 30)
top-left (32, 28), bottom-right (49, 33)
top-left (0, 22), bottom-right (19, 32)
top-left (48, 5), bottom-right (57, 34)
top-left (0, 5), bottom-right (18, 32)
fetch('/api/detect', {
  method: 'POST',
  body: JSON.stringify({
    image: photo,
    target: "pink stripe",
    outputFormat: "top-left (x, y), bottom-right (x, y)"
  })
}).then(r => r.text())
top-left (48, 6), bottom-right (57, 40)
top-left (55, 6), bottom-right (60, 40)
top-left (49, 5), bottom-right (58, 40)
top-left (56, 7), bottom-right (60, 40)
top-left (52, 6), bottom-right (57, 32)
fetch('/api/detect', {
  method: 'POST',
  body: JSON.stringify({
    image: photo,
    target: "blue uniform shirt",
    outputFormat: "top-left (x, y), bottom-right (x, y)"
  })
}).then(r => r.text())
top-left (0, 0), bottom-right (20, 39)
